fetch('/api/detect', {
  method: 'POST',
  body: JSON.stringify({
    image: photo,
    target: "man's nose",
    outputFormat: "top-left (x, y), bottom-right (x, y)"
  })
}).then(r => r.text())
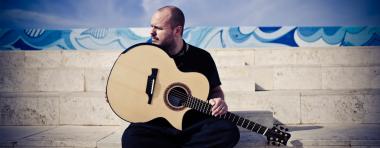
top-left (150, 27), bottom-right (156, 36)
top-left (151, 31), bottom-right (156, 37)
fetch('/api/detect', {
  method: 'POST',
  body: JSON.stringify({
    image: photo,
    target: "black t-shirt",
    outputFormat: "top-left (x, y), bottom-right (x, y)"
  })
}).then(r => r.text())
top-left (172, 42), bottom-right (222, 97)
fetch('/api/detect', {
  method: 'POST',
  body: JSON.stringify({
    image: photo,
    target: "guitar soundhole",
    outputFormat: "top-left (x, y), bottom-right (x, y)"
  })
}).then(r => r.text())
top-left (165, 84), bottom-right (190, 110)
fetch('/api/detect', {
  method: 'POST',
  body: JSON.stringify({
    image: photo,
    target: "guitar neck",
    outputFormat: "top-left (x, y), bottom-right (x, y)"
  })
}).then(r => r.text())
top-left (183, 96), bottom-right (270, 136)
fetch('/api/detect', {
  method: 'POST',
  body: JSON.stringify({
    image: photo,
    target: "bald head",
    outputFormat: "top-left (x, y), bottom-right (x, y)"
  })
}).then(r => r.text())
top-left (156, 6), bottom-right (185, 30)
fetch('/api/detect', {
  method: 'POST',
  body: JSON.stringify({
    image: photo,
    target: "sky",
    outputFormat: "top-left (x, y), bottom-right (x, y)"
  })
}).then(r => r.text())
top-left (0, 0), bottom-right (380, 29)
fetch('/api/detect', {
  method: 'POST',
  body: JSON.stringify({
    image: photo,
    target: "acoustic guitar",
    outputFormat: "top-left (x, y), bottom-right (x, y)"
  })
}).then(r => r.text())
top-left (106, 43), bottom-right (291, 146)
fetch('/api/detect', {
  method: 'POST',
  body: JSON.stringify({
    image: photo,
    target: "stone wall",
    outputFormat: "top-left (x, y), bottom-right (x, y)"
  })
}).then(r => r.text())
top-left (0, 46), bottom-right (379, 125)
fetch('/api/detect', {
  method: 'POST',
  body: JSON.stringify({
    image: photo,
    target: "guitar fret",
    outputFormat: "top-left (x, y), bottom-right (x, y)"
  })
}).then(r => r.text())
top-left (188, 97), bottom-right (192, 108)
top-left (198, 100), bottom-right (203, 112)
top-left (253, 124), bottom-right (261, 133)
top-left (199, 99), bottom-right (205, 113)
top-left (186, 97), bottom-right (190, 108)
top-left (201, 101), bottom-right (207, 113)
top-left (247, 122), bottom-right (254, 129)
top-left (207, 104), bottom-right (212, 115)
top-left (232, 114), bottom-right (236, 124)
top-left (237, 117), bottom-right (243, 126)
top-left (200, 100), bottom-right (204, 113)
top-left (228, 112), bottom-right (232, 120)
top-left (195, 99), bottom-right (200, 111)
top-left (242, 118), bottom-right (246, 126)
top-left (251, 122), bottom-right (257, 131)
top-left (258, 126), bottom-right (267, 135)
top-left (193, 98), bottom-right (196, 108)
top-left (242, 119), bottom-right (249, 128)
top-left (183, 97), bottom-right (187, 106)
top-left (200, 100), bottom-right (205, 113)
top-left (262, 128), bottom-right (269, 135)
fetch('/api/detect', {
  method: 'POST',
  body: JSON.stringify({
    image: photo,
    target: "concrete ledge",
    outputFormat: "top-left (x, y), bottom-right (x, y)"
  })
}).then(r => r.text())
top-left (0, 92), bottom-right (121, 126)
top-left (301, 89), bottom-right (380, 124)
top-left (1, 47), bottom-right (380, 92)
top-left (3, 124), bottom-right (378, 148)
top-left (253, 46), bottom-right (380, 67)
top-left (17, 126), bottom-right (118, 148)
top-left (237, 124), bottom-right (380, 147)
top-left (226, 91), bottom-right (301, 124)
top-left (1, 90), bottom-right (379, 125)
top-left (210, 48), bottom-right (255, 67)
top-left (0, 126), bottom-right (54, 147)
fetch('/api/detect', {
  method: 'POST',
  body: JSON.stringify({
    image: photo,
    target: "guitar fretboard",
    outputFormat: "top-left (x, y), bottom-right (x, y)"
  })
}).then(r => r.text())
top-left (182, 95), bottom-right (269, 136)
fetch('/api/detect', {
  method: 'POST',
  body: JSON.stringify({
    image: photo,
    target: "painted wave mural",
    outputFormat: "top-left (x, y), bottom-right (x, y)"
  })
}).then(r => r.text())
top-left (0, 26), bottom-right (379, 50)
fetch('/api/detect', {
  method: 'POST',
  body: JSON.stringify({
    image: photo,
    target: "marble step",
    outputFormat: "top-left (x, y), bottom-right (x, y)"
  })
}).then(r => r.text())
top-left (3, 123), bottom-right (378, 148)
top-left (1, 90), bottom-right (379, 126)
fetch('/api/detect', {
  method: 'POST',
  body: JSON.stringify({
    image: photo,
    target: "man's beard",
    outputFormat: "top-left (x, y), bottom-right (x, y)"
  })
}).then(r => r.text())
top-left (159, 38), bottom-right (175, 55)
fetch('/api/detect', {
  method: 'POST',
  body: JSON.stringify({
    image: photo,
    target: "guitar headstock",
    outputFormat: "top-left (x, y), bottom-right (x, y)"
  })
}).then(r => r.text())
top-left (266, 125), bottom-right (291, 146)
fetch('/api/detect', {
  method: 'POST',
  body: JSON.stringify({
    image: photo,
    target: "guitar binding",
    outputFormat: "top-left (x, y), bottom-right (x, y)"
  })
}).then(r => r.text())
top-left (164, 83), bottom-right (191, 111)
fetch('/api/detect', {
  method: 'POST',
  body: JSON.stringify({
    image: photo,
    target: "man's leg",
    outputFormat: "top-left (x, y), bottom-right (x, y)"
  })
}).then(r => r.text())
top-left (122, 123), bottom-right (180, 148)
top-left (181, 118), bottom-right (240, 148)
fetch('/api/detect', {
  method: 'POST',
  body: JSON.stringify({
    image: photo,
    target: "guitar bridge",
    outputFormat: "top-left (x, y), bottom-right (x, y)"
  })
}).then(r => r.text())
top-left (146, 68), bottom-right (158, 104)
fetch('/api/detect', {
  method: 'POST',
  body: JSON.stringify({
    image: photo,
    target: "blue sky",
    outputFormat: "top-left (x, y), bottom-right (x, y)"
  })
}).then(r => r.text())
top-left (1, 0), bottom-right (380, 28)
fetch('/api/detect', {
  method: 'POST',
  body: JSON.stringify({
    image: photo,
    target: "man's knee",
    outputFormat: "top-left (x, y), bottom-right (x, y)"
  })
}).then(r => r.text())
top-left (211, 119), bottom-right (240, 145)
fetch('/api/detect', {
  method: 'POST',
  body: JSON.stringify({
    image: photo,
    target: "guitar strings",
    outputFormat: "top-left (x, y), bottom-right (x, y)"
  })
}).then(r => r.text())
top-left (167, 89), bottom-right (212, 114)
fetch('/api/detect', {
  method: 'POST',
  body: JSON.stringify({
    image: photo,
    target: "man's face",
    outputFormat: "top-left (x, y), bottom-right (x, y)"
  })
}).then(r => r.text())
top-left (150, 10), bottom-right (175, 50)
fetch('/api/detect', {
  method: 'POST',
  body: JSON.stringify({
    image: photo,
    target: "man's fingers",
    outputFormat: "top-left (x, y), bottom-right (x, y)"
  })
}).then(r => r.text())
top-left (212, 105), bottom-right (222, 116)
top-left (212, 104), bottom-right (227, 116)
top-left (209, 98), bottom-right (229, 116)
top-left (209, 99), bottom-right (215, 105)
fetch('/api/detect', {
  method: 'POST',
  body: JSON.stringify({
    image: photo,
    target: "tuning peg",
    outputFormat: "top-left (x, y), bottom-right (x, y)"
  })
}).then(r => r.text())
top-left (280, 126), bottom-right (284, 130)
top-left (285, 128), bottom-right (289, 131)
top-left (271, 142), bottom-right (276, 145)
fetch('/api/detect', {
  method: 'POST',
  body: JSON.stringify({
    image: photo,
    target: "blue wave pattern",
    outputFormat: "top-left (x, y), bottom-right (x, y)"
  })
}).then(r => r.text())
top-left (0, 26), bottom-right (379, 50)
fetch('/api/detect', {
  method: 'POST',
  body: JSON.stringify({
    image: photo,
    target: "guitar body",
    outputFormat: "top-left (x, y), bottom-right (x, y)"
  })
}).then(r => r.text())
top-left (106, 43), bottom-right (209, 130)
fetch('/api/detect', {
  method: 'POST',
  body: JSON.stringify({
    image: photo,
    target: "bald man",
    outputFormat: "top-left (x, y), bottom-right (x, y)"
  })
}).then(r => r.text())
top-left (121, 6), bottom-right (240, 148)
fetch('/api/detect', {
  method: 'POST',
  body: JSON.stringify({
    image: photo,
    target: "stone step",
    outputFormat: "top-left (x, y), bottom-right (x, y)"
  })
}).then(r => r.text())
top-left (1, 65), bottom-right (379, 92)
top-left (225, 89), bottom-right (380, 125)
top-left (1, 90), bottom-right (379, 126)
top-left (2, 47), bottom-right (380, 92)
top-left (236, 124), bottom-right (380, 147)
top-left (209, 48), bottom-right (254, 67)
top-left (1, 46), bottom-right (379, 69)
top-left (2, 124), bottom-right (378, 148)
top-left (210, 46), bottom-right (380, 67)
top-left (221, 79), bottom-right (255, 92)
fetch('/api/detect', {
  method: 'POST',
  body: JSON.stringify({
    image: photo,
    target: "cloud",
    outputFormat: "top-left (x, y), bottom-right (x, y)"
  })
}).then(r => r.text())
top-left (0, 0), bottom-right (380, 28)
top-left (0, 9), bottom-right (82, 28)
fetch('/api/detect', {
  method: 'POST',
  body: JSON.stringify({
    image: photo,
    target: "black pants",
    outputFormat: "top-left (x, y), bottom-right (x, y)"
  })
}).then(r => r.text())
top-left (121, 111), bottom-right (240, 148)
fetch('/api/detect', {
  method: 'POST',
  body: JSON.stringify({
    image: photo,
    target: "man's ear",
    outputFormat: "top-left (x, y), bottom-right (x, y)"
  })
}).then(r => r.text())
top-left (175, 26), bottom-right (183, 36)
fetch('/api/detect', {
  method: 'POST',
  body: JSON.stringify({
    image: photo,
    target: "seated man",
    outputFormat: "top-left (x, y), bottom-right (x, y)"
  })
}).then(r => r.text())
top-left (122, 6), bottom-right (240, 148)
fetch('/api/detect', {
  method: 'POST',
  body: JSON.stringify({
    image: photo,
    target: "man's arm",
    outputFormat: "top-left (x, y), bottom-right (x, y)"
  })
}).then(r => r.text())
top-left (209, 86), bottom-right (228, 116)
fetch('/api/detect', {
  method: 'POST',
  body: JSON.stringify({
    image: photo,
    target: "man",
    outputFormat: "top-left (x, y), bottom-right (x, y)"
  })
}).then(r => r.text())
top-left (122, 6), bottom-right (240, 148)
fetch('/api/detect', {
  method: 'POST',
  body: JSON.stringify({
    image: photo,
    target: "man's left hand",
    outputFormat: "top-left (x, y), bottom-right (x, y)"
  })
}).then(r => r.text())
top-left (209, 98), bottom-right (228, 116)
